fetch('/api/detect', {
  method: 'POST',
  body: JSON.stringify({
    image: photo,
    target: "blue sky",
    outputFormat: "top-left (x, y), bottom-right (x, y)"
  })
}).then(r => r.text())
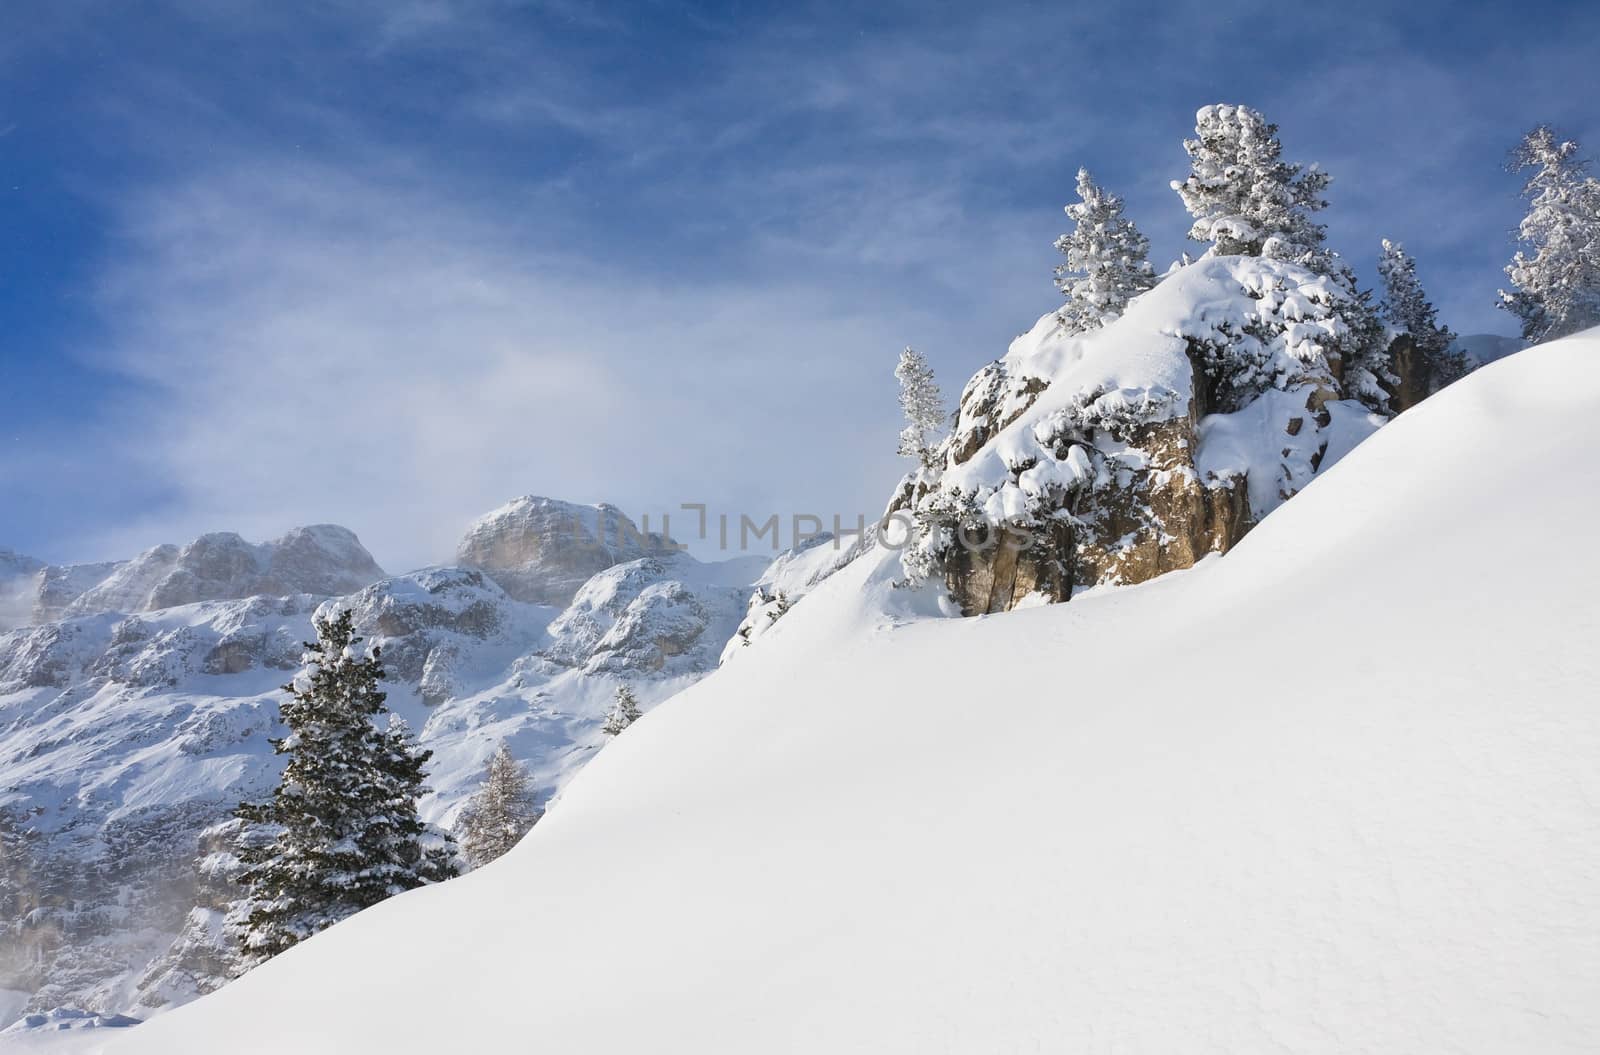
top-left (2, 0), bottom-right (1596, 570)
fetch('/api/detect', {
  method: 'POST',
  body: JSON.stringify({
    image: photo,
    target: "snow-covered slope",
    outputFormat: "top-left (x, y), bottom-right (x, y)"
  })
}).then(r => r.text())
top-left (106, 330), bottom-right (1600, 1054)
top-left (0, 506), bottom-right (765, 1023)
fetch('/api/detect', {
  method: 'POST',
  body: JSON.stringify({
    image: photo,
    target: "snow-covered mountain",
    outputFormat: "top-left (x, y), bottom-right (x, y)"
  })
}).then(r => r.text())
top-left (97, 328), bottom-right (1600, 1055)
top-left (0, 527), bottom-right (387, 631)
top-left (0, 503), bottom-right (766, 1024)
top-left (455, 495), bottom-right (677, 607)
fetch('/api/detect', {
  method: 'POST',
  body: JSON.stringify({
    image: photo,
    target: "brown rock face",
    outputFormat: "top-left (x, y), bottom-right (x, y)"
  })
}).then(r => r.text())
top-left (1384, 334), bottom-right (1428, 414)
top-left (939, 402), bottom-right (1252, 615)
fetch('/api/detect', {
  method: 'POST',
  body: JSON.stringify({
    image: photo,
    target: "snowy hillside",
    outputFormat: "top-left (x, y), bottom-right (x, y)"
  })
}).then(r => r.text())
top-left (100, 330), bottom-right (1600, 1054)
top-left (0, 502), bottom-right (764, 1023)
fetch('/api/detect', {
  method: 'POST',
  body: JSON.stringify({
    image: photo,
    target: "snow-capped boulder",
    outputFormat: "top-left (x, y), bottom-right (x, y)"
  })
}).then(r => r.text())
top-left (897, 255), bottom-right (1386, 614)
top-left (456, 496), bottom-right (675, 606)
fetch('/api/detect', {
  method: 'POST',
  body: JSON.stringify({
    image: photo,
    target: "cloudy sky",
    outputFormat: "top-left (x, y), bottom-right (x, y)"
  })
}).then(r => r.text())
top-left (3, 0), bottom-right (1596, 570)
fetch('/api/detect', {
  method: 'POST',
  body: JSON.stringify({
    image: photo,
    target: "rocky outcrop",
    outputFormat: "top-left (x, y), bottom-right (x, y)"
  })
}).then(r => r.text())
top-left (456, 496), bottom-right (675, 607)
top-left (338, 567), bottom-right (513, 705)
top-left (1383, 333), bottom-right (1474, 413)
top-left (899, 256), bottom-right (1388, 616)
top-left (31, 561), bottom-right (122, 625)
top-left (132, 820), bottom-right (254, 1011)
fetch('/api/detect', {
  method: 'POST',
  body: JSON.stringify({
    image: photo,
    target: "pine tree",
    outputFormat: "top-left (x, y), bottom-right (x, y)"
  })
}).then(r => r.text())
top-left (1172, 104), bottom-right (1396, 410)
top-left (1171, 104), bottom-right (1338, 278)
top-left (1379, 239), bottom-right (1467, 391)
top-left (455, 742), bottom-right (542, 870)
top-left (1054, 168), bottom-right (1156, 332)
top-left (602, 684), bottom-right (642, 736)
top-left (1499, 125), bottom-right (1600, 341)
top-left (894, 347), bottom-right (946, 471)
top-left (232, 609), bottom-right (457, 969)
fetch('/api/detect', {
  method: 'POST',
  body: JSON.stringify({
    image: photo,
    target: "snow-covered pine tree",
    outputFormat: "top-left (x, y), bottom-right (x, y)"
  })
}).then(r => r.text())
top-left (895, 347), bottom-right (946, 471)
top-left (1054, 167), bottom-right (1156, 332)
top-left (603, 684), bottom-right (643, 736)
top-left (1378, 239), bottom-right (1467, 392)
top-left (1171, 104), bottom-right (1338, 278)
top-left (456, 742), bottom-right (542, 870)
top-left (1499, 125), bottom-right (1600, 341)
top-left (232, 609), bottom-right (457, 969)
top-left (1173, 104), bottom-right (1396, 410)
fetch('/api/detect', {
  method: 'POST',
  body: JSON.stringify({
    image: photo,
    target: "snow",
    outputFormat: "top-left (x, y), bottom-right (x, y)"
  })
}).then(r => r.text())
top-left (0, 539), bottom-right (768, 1018)
top-left (94, 330), bottom-right (1600, 1053)
top-left (936, 255), bottom-right (1365, 530)
top-left (1196, 387), bottom-right (1384, 516)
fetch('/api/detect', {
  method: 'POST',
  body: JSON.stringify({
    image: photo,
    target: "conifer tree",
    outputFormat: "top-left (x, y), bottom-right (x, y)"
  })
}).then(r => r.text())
top-left (1379, 239), bottom-right (1467, 391)
top-left (1054, 168), bottom-right (1156, 332)
top-left (232, 610), bottom-right (457, 969)
top-left (603, 684), bottom-right (642, 736)
top-left (1171, 104), bottom-right (1338, 278)
top-left (1172, 104), bottom-right (1397, 410)
top-left (1499, 125), bottom-right (1600, 341)
top-left (456, 742), bottom-right (542, 870)
top-left (894, 347), bottom-right (946, 471)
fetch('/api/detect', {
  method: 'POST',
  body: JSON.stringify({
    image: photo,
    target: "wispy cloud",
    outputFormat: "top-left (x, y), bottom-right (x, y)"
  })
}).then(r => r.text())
top-left (10, 0), bottom-right (1599, 567)
top-left (80, 158), bottom-right (955, 569)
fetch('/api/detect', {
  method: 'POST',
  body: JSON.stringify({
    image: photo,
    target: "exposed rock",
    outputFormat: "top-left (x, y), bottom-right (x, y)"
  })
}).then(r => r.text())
top-left (31, 561), bottom-right (123, 624)
top-left (900, 255), bottom-right (1387, 616)
top-left (456, 496), bottom-right (675, 607)
top-left (132, 820), bottom-right (255, 1010)
top-left (1383, 333), bottom-right (1475, 413)
top-left (336, 567), bottom-right (512, 703)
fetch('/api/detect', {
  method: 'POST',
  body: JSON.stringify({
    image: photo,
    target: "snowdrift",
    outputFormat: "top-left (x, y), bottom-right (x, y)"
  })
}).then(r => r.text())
top-left (103, 331), bottom-right (1600, 1052)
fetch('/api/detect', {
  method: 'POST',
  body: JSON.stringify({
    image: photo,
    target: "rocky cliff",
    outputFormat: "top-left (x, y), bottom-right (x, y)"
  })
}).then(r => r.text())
top-left (456, 497), bottom-right (674, 607)
top-left (894, 255), bottom-right (1393, 614)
